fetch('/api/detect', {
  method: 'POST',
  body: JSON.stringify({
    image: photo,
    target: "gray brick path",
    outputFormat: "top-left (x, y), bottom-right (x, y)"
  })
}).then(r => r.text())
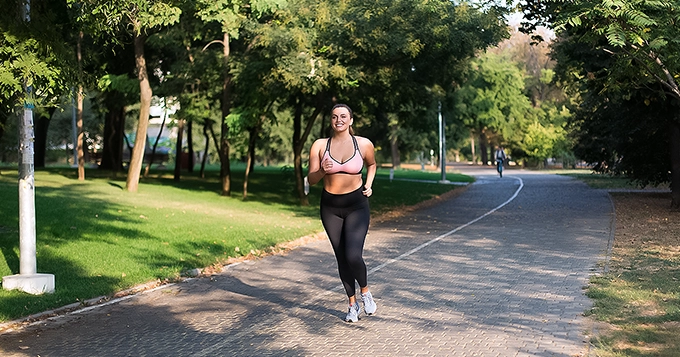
top-left (0, 168), bottom-right (613, 357)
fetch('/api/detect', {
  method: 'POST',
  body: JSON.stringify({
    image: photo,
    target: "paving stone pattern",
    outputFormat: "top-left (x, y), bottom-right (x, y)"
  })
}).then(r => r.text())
top-left (0, 171), bottom-right (613, 357)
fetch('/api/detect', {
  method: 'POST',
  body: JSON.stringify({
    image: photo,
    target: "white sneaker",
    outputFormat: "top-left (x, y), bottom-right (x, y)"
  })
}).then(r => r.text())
top-left (345, 302), bottom-right (360, 322)
top-left (361, 291), bottom-right (377, 315)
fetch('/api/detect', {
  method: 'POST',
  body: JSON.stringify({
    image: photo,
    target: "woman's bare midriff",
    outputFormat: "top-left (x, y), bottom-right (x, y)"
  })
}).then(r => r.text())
top-left (323, 173), bottom-right (363, 194)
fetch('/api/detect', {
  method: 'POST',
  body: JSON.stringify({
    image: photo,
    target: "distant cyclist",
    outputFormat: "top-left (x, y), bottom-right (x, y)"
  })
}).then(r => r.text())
top-left (495, 146), bottom-right (506, 177)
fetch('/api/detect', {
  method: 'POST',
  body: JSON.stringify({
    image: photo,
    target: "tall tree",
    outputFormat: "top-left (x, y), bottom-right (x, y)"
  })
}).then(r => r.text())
top-left (196, 0), bottom-right (285, 196)
top-left (491, 26), bottom-right (564, 108)
top-left (245, 0), bottom-right (342, 204)
top-left (520, 0), bottom-right (680, 206)
top-left (75, 31), bottom-right (85, 179)
top-left (149, 1), bottom-right (220, 179)
top-left (483, 27), bottom-right (572, 166)
top-left (223, 44), bottom-right (278, 199)
top-left (98, 73), bottom-right (138, 171)
top-left (454, 53), bottom-right (533, 165)
top-left (336, 0), bottom-right (510, 167)
top-left (70, 0), bottom-right (181, 192)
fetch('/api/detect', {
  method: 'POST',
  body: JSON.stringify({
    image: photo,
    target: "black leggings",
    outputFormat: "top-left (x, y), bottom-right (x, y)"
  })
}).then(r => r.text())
top-left (320, 187), bottom-right (371, 298)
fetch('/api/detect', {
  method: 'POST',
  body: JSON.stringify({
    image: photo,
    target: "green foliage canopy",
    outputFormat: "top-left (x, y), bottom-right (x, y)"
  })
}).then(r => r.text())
top-left (520, 0), bottom-right (680, 197)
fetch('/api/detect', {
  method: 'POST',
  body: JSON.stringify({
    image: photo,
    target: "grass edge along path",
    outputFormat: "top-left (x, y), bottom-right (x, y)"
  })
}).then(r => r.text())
top-left (0, 166), bottom-right (471, 328)
top-left (585, 192), bottom-right (680, 357)
top-left (562, 173), bottom-right (679, 357)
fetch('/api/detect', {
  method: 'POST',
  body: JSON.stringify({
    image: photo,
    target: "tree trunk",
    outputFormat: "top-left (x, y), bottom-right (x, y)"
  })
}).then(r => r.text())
top-left (670, 120), bottom-right (680, 209)
top-left (76, 85), bottom-right (85, 180)
top-left (319, 113), bottom-right (327, 139)
top-left (126, 32), bottom-right (153, 192)
top-left (64, 139), bottom-right (69, 164)
top-left (144, 111), bottom-right (166, 177)
top-left (248, 124), bottom-right (258, 173)
top-left (219, 32), bottom-right (232, 196)
top-left (292, 96), bottom-right (324, 206)
top-left (0, 107), bottom-right (8, 146)
top-left (389, 115), bottom-right (401, 169)
top-left (479, 131), bottom-right (488, 166)
top-left (100, 94), bottom-right (125, 171)
top-left (82, 131), bottom-right (90, 163)
top-left (470, 133), bottom-right (476, 164)
top-left (123, 134), bottom-right (133, 153)
top-left (76, 31), bottom-right (85, 180)
top-left (208, 122), bottom-right (221, 169)
top-left (200, 121), bottom-right (210, 179)
top-left (292, 100), bottom-right (308, 206)
top-left (218, 124), bottom-right (231, 195)
top-left (187, 120), bottom-right (194, 172)
top-left (174, 118), bottom-right (184, 181)
top-left (33, 109), bottom-right (53, 168)
top-left (0, 95), bottom-right (18, 153)
top-left (243, 124), bottom-right (259, 200)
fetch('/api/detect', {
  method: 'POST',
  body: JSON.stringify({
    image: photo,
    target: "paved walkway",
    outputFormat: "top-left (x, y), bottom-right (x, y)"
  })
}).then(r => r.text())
top-left (0, 166), bottom-right (614, 356)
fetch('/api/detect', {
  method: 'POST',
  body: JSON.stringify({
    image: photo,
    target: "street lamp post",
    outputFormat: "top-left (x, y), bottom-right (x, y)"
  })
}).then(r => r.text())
top-left (438, 102), bottom-right (449, 183)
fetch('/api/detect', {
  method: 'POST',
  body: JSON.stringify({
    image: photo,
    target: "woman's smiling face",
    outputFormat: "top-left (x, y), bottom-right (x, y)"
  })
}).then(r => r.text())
top-left (331, 107), bottom-right (352, 132)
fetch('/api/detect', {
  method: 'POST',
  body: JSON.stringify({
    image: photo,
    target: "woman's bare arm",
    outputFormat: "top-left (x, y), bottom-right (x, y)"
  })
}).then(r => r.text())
top-left (358, 137), bottom-right (376, 196)
top-left (307, 139), bottom-right (327, 185)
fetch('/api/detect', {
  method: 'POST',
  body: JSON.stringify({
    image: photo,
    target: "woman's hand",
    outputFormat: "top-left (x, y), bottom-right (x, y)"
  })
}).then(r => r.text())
top-left (321, 158), bottom-right (333, 173)
top-left (362, 185), bottom-right (372, 197)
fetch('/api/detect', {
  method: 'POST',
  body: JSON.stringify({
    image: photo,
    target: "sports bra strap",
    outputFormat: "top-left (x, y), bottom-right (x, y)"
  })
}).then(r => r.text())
top-left (326, 136), bottom-right (360, 152)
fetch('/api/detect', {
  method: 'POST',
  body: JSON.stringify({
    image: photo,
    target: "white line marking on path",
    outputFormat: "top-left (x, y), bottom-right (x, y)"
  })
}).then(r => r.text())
top-left (302, 175), bottom-right (524, 303)
top-left (367, 176), bottom-right (524, 275)
top-left (190, 176), bottom-right (524, 357)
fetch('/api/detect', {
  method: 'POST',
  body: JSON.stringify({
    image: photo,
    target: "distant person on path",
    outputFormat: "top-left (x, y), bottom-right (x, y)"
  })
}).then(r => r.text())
top-left (495, 146), bottom-right (507, 166)
top-left (307, 103), bottom-right (378, 322)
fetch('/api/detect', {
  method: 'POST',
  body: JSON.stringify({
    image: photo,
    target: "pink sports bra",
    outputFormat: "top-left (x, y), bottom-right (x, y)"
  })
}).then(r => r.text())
top-left (322, 136), bottom-right (364, 175)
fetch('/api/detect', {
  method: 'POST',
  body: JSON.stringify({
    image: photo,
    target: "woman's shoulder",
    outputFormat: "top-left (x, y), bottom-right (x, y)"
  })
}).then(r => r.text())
top-left (354, 136), bottom-right (374, 145)
top-left (312, 137), bottom-right (329, 146)
top-left (310, 138), bottom-right (329, 153)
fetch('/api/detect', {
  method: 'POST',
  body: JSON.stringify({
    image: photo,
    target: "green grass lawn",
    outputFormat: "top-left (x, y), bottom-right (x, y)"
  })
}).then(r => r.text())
top-left (0, 164), bottom-right (468, 322)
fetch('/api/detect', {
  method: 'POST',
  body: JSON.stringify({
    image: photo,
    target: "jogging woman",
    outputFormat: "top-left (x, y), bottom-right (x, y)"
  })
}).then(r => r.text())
top-left (307, 104), bottom-right (378, 322)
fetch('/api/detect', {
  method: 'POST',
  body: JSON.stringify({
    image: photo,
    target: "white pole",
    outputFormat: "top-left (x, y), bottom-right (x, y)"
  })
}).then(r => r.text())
top-left (438, 102), bottom-right (448, 183)
top-left (2, 0), bottom-right (55, 294)
top-left (438, 103), bottom-right (442, 169)
top-left (19, 101), bottom-right (37, 275)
